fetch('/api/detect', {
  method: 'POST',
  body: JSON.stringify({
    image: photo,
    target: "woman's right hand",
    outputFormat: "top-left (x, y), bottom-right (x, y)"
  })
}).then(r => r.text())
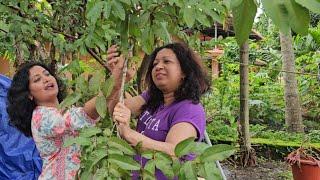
top-left (112, 102), bottom-right (131, 126)
top-left (105, 45), bottom-right (136, 82)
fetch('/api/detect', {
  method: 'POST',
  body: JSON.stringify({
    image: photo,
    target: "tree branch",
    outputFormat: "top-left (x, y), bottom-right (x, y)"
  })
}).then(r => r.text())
top-left (0, 28), bottom-right (8, 33)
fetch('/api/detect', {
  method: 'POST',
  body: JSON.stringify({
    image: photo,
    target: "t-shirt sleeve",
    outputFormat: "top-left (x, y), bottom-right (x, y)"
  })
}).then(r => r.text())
top-left (170, 102), bottom-right (206, 141)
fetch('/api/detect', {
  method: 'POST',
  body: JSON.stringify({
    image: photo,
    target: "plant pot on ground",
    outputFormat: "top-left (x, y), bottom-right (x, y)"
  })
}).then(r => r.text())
top-left (286, 147), bottom-right (320, 180)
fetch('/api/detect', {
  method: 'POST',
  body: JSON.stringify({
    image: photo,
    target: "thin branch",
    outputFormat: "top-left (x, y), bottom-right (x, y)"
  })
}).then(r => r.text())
top-left (86, 47), bottom-right (109, 70)
top-left (0, 28), bottom-right (8, 33)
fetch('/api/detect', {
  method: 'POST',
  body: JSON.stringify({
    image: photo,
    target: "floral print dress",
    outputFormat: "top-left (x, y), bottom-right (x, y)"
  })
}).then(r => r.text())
top-left (31, 106), bottom-right (98, 180)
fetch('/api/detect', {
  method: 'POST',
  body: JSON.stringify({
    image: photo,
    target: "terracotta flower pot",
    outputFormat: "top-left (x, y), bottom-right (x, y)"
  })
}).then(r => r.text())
top-left (291, 159), bottom-right (320, 180)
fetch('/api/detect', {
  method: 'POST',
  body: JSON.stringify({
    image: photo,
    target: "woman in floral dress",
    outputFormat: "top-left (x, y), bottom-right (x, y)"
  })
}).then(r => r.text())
top-left (7, 62), bottom-right (122, 180)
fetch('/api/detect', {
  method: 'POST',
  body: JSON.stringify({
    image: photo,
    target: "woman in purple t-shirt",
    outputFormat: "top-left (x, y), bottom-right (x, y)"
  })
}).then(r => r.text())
top-left (107, 43), bottom-right (210, 179)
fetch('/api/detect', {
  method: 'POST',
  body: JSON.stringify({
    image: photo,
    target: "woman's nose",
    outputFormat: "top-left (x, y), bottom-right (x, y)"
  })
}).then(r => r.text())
top-left (42, 76), bottom-right (49, 83)
top-left (154, 62), bottom-right (164, 70)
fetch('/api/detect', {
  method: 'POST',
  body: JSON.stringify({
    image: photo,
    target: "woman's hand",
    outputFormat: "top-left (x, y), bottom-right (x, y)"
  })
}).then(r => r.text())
top-left (113, 102), bottom-right (131, 126)
top-left (105, 45), bottom-right (136, 82)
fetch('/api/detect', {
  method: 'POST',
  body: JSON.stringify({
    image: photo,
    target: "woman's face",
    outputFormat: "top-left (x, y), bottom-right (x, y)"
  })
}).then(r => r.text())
top-left (28, 66), bottom-right (59, 106)
top-left (151, 48), bottom-right (185, 93)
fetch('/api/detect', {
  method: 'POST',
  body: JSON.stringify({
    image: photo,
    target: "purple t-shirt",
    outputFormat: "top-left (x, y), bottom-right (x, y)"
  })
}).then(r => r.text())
top-left (133, 91), bottom-right (206, 179)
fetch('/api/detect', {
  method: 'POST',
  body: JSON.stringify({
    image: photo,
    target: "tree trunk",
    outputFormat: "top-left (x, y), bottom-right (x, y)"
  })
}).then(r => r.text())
top-left (280, 31), bottom-right (304, 133)
top-left (239, 41), bottom-right (256, 167)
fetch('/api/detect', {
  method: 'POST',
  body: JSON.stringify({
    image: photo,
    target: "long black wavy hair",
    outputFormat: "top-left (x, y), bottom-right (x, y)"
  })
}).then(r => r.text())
top-left (7, 62), bottom-right (65, 137)
top-left (142, 43), bottom-right (211, 114)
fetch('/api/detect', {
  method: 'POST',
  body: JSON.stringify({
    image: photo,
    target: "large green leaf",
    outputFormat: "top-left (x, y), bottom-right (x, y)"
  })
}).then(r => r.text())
top-left (295, 0), bottom-right (320, 14)
top-left (200, 144), bottom-right (235, 162)
top-left (232, 0), bottom-right (257, 45)
top-left (144, 159), bottom-right (156, 175)
top-left (59, 93), bottom-right (82, 109)
top-left (101, 76), bottom-right (114, 97)
top-left (141, 150), bottom-right (154, 159)
top-left (89, 71), bottom-right (104, 93)
top-left (87, 1), bottom-right (104, 24)
top-left (103, 2), bottom-right (112, 19)
top-left (262, 0), bottom-right (310, 35)
top-left (183, 6), bottom-right (196, 27)
top-left (155, 159), bottom-right (174, 179)
top-left (108, 154), bottom-right (140, 170)
top-left (96, 95), bottom-right (107, 118)
top-left (107, 137), bottom-right (136, 155)
top-left (174, 137), bottom-right (196, 157)
top-left (89, 149), bottom-right (108, 170)
top-left (224, 0), bottom-right (243, 9)
top-left (80, 127), bottom-right (102, 137)
top-left (112, 1), bottom-right (125, 20)
top-left (182, 161), bottom-right (197, 180)
top-left (203, 162), bottom-right (222, 179)
top-left (64, 136), bottom-right (91, 147)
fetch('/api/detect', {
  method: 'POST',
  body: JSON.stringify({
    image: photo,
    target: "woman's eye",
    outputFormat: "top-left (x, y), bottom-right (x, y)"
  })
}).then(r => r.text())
top-left (34, 78), bottom-right (40, 82)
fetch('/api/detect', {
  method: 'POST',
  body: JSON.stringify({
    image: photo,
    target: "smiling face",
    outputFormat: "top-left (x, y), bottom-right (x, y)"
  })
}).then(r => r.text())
top-left (151, 48), bottom-right (185, 93)
top-left (28, 65), bottom-right (59, 107)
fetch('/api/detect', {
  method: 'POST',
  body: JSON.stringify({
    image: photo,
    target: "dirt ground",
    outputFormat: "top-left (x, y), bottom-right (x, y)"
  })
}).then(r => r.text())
top-left (223, 158), bottom-right (293, 180)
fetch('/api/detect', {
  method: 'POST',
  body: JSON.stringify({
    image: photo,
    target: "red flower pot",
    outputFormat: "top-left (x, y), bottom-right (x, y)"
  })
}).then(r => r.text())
top-left (291, 159), bottom-right (320, 180)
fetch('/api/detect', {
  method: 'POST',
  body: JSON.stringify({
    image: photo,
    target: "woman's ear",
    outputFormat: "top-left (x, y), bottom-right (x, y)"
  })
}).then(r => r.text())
top-left (28, 94), bottom-right (33, 101)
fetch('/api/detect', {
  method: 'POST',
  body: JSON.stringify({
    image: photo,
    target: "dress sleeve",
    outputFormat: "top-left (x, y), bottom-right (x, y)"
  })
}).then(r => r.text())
top-left (169, 103), bottom-right (206, 141)
top-left (32, 107), bottom-right (98, 138)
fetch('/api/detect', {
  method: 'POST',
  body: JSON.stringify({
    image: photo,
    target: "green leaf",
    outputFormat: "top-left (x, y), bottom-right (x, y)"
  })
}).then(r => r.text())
top-left (196, 11), bottom-right (211, 27)
top-left (119, 0), bottom-right (131, 5)
top-left (141, 150), bottom-right (154, 159)
top-left (142, 170), bottom-right (156, 180)
top-left (155, 159), bottom-right (174, 179)
top-left (103, 2), bottom-right (111, 19)
top-left (101, 76), bottom-right (114, 97)
top-left (87, 1), bottom-right (104, 24)
top-left (94, 168), bottom-right (107, 180)
top-left (89, 149), bottom-right (108, 170)
top-left (262, 0), bottom-right (310, 35)
top-left (182, 161), bottom-right (197, 179)
top-left (75, 76), bottom-right (88, 93)
top-left (295, 0), bottom-right (320, 14)
top-left (80, 127), bottom-right (102, 137)
top-left (108, 147), bottom-right (124, 155)
top-left (174, 137), bottom-right (196, 157)
top-left (192, 142), bottom-right (211, 155)
top-left (64, 136), bottom-right (91, 147)
top-left (154, 152), bottom-right (172, 164)
top-left (112, 1), bottom-right (126, 20)
top-left (107, 137), bottom-right (136, 155)
top-left (144, 159), bottom-right (156, 175)
top-left (89, 71), bottom-right (104, 93)
top-left (204, 162), bottom-right (222, 180)
top-left (200, 144), bottom-right (235, 162)
top-left (59, 93), bottom-right (82, 109)
top-left (232, 0), bottom-right (257, 45)
top-left (96, 95), bottom-right (107, 118)
top-left (160, 22), bottom-right (172, 43)
top-left (108, 154), bottom-right (140, 170)
top-left (183, 7), bottom-right (196, 27)
top-left (223, 0), bottom-right (243, 9)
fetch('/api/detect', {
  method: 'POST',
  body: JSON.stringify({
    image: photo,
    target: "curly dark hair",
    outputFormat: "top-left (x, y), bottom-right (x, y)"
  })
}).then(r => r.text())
top-left (142, 42), bottom-right (211, 113)
top-left (7, 61), bottom-right (65, 137)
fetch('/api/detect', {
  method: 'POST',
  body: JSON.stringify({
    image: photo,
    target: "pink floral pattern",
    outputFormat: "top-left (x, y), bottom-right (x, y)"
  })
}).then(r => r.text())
top-left (31, 106), bottom-right (98, 180)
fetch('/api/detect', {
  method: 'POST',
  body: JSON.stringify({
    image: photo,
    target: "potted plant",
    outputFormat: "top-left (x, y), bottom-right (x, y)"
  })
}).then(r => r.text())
top-left (286, 146), bottom-right (320, 180)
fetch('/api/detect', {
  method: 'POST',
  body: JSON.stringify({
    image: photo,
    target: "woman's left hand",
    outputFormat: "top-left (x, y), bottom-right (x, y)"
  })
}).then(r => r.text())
top-left (113, 102), bottom-right (131, 126)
